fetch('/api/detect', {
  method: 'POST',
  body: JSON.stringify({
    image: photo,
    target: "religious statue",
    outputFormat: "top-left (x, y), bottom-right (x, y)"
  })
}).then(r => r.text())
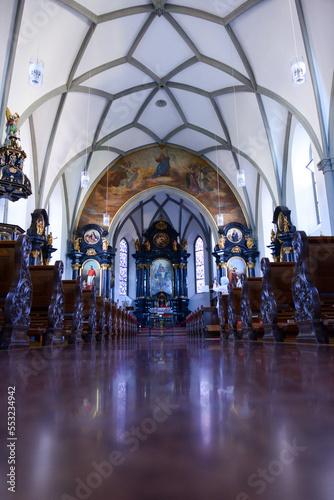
top-left (5, 108), bottom-right (20, 144)
top-left (47, 232), bottom-right (53, 245)
top-left (36, 219), bottom-right (44, 236)
top-left (144, 238), bottom-right (151, 251)
top-left (102, 237), bottom-right (109, 250)
top-left (182, 239), bottom-right (188, 251)
top-left (73, 237), bottom-right (81, 251)
top-left (270, 229), bottom-right (275, 242)
top-left (218, 235), bottom-right (226, 249)
top-left (134, 239), bottom-right (140, 251)
top-left (172, 240), bottom-right (177, 251)
top-left (283, 216), bottom-right (290, 233)
top-left (245, 235), bottom-right (254, 249)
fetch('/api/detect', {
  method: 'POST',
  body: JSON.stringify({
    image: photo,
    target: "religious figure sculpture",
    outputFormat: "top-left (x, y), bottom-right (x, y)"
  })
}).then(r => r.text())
top-left (102, 237), bottom-right (109, 250)
top-left (218, 235), bottom-right (226, 249)
top-left (182, 239), bottom-right (188, 251)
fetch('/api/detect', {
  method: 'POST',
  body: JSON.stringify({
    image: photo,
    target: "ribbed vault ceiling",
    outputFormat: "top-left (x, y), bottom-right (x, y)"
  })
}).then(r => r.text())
top-left (1, 0), bottom-right (333, 236)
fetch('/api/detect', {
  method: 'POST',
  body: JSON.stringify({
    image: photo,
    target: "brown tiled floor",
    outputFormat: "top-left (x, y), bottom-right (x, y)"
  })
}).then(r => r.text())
top-left (1, 339), bottom-right (334, 500)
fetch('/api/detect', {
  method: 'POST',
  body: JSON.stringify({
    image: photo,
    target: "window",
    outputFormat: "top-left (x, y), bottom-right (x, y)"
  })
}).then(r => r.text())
top-left (119, 238), bottom-right (128, 295)
top-left (195, 236), bottom-right (205, 293)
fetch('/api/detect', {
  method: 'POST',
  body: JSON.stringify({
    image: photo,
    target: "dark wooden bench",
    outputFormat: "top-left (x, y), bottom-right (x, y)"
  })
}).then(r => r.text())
top-left (62, 277), bottom-right (84, 344)
top-left (29, 261), bottom-right (64, 345)
top-left (240, 275), bottom-right (263, 340)
top-left (200, 306), bottom-right (220, 338)
top-left (96, 295), bottom-right (107, 342)
top-left (260, 258), bottom-right (297, 342)
top-left (226, 285), bottom-right (242, 340)
top-left (0, 235), bottom-right (32, 349)
top-left (82, 288), bottom-right (97, 342)
top-left (292, 231), bottom-right (334, 343)
top-left (217, 292), bottom-right (228, 339)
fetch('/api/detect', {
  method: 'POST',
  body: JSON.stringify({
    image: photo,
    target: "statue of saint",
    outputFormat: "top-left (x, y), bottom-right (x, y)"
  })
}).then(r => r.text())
top-left (218, 235), bottom-right (226, 249)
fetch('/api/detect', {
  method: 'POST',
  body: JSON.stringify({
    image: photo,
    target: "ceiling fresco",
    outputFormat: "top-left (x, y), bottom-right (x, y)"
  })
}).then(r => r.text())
top-left (78, 146), bottom-right (246, 229)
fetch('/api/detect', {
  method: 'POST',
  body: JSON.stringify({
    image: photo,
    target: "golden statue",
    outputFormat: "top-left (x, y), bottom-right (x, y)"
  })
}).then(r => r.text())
top-left (245, 235), bottom-right (254, 249)
top-left (134, 239), bottom-right (140, 251)
top-left (36, 219), bottom-right (44, 236)
top-left (172, 240), bottom-right (177, 251)
top-left (73, 237), bottom-right (81, 252)
top-left (270, 229), bottom-right (275, 242)
top-left (283, 216), bottom-right (290, 233)
top-left (144, 238), bottom-right (151, 251)
top-left (218, 235), bottom-right (226, 249)
top-left (182, 239), bottom-right (188, 251)
top-left (102, 237), bottom-right (109, 250)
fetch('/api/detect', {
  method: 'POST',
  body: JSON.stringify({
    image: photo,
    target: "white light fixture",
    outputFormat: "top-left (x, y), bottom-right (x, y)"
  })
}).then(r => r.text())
top-left (28, 58), bottom-right (44, 87)
top-left (237, 169), bottom-right (246, 187)
top-left (217, 213), bottom-right (224, 227)
top-left (103, 214), bottom-right (110, 226)
top-left (290, 56), bottom-right (306, 86)
top-left (81, 170), bottom-right (90, 189)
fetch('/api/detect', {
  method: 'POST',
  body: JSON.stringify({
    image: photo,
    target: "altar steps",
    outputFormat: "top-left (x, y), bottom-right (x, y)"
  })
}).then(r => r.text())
top-left (137, 326), bottom-right (186, 337)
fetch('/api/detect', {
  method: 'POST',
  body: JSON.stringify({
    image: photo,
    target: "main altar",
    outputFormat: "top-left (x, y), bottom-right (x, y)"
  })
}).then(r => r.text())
top-left (133, 216), bottom-right (190, 327)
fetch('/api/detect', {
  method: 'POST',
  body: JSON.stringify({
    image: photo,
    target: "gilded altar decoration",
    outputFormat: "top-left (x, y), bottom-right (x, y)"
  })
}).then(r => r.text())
top-left (153, 232), bottom-right (169, 248)
top-left (231, 246), bottom-right (241, 253)
top-left (155, 216), bottom-right (167, 230)
top-left (86, 248), bottom-right (97, 256)
top-left (245, 235), bottom-right (254, 249)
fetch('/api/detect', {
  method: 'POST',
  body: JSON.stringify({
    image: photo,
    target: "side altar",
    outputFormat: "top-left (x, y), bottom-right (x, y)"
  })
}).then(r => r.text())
top-left (133, 216), bottom-right (190, 326)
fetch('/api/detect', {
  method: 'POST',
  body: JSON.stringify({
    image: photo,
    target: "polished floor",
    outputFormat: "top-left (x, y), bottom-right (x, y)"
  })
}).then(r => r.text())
top-left (1, 338), bottom-right (334, 500)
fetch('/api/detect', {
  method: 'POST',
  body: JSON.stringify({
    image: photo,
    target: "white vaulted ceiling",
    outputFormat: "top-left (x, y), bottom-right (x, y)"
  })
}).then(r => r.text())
top-left (1, 0), bottom-right (333, 236)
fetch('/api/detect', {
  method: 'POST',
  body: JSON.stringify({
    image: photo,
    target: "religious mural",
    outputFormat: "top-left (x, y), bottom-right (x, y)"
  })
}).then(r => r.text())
top-left (78, 146), bottom-right (246, 229)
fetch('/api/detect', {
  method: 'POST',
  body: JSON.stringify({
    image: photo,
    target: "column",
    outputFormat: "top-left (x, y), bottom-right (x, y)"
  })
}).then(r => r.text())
top-left (145, 264), bottom-right (151, 298)
top-left (318, 158), bottom-right (334, 234)
top-left (183, 264), bottom-right (188, 297)
top-left (30, 249), bottom-right (39, 266)
top-left (101, 264), bottom-right (108, 296)
top-left (72, 263), bottom-right (80, 279)
top-left (247, 262), bottom-right (255, 277)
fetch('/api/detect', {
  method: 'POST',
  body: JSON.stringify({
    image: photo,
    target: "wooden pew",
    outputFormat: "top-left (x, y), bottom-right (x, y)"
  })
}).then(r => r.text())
top-left (105, 299), bottom-right (113, 342)
top-left (226, 285), bottom-right (242, 340)
top-left (62, 277), bottom-right (84, 344)
top-left (291, 231), bottom-right (334, 343)
top-left (240, 275), bottom-right (263, 340)
top-left (29, 261), bottom-right (64, 346)
top-left (200, 306), bottom-right (220, 338)
top-left (82, 288), bottom-right (97, 342)
top-left (217, 292), bottom-right (228, 339)
top-left (260, 258), bottom-right (297, 342)
top-left (0, 235), bottom-right (32, 349)
top-left (96, 295), bottom-right (106, 342)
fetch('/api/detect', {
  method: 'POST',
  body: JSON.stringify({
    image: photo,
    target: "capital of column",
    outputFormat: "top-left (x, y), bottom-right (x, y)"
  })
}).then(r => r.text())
top-left (317, 157), bottom-right (334, 174)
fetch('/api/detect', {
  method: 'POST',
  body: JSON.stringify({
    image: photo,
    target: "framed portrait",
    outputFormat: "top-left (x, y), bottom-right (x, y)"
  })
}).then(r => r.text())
top-left (84, 229), bottom-right (100, 245)
top-left (227, 256), bottom-right (247, 287)
top-left (151, 258), bottom-right (173, 296)
top-left (153, 232), bottom-right (169, 248)
top-left (227, 227), bottom-right (242, 244)
top-left (81, 259), bottom-right (101, 294)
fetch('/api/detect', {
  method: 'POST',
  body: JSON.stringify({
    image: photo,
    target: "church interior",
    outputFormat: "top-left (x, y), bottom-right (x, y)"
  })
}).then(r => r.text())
top-left (1, 1), bottom-right (334, 499)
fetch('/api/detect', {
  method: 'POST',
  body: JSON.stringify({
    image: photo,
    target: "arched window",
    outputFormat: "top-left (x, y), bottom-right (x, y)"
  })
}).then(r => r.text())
top-left (119, 238), bottom-right (128, 295)
top-left (195, 236), bottom-right (205, 293)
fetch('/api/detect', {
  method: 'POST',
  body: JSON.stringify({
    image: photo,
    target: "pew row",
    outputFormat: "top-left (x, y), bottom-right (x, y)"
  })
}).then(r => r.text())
top-left (62, 277), bottom-right (84, 344)
top-left (28, 261), bottom-right (64, 346)
top-left (0, 235), bottom-right (32, 349)
top-left (240, 275), bottom-right (263, 341)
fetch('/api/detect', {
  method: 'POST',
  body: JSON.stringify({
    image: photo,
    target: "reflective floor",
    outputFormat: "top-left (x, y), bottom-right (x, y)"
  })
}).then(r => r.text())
top-left (1, 338), bottom-right (334, 500)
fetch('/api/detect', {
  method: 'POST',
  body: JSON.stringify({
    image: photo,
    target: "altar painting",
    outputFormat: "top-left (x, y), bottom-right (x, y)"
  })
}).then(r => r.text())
top-left (151, 259), bottom-right (172, 296)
